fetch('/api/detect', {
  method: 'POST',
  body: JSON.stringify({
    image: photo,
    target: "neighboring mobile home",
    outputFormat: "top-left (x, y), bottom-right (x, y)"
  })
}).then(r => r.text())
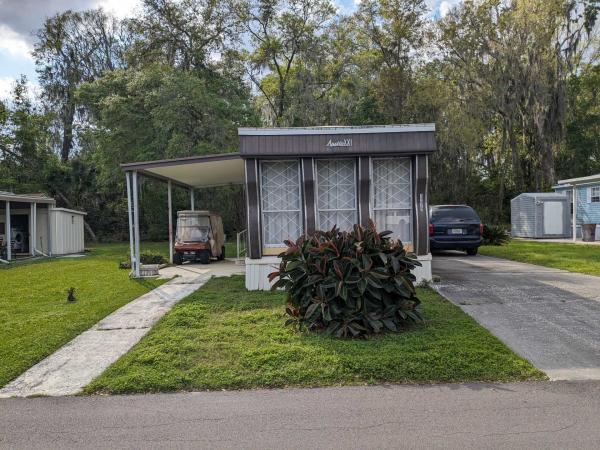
top-left (122, 124), bottom-right (437, 289)
top-left (554, 174), bottom-right (600, 240)
top-left (0, 192), bottom-right (86, 262)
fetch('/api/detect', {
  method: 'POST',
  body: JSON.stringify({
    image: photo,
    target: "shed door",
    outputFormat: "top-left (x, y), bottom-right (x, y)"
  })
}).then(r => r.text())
top-left (543, 202), bottom-right (564, 235)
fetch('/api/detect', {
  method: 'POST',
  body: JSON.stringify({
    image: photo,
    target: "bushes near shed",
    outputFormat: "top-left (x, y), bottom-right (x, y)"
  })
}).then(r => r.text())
top-left (482, 225), bottom-right (510, 246)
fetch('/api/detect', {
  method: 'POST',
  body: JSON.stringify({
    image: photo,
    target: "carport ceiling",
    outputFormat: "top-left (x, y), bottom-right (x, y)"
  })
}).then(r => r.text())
top-left (121, 153), bottom-right (245, 188)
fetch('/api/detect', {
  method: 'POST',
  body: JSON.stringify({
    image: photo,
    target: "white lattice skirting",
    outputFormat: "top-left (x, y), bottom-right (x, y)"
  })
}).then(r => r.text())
top-left (245, 254), bottom-right (433, 291)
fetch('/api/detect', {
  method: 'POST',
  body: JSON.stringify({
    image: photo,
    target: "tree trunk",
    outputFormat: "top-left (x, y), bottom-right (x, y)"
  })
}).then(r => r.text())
top-left (61, 99), bottom-right (75, 162)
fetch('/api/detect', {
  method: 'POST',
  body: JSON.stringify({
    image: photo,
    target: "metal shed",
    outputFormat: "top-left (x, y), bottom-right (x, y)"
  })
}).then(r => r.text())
top-left (49, 208), bottom-right (86, 255)
top-left (511, 193), bottom-right (570, 238)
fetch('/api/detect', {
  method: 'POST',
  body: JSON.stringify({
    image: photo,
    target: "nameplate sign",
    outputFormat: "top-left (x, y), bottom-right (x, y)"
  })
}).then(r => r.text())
top-left (326, 138), bottom-right (352, 148)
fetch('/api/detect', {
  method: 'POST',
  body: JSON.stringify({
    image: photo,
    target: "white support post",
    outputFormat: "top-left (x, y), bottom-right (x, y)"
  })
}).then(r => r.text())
top-left (572, 187), bottom-right (577, 242)
top-left (190, 188), bottom-right (195, 211)
top-left (6, 201), bottom-right (11, 261)
top-left (126, 171), bottom-right (135, 276)
top-left (133, 171), bottom-right (141, 278)
top-left (168, 180), bottom-right (173, 264)
top-left (30, 203), bottom-right (37, 256)
top-left (47, 204), bottom-right (53, 257)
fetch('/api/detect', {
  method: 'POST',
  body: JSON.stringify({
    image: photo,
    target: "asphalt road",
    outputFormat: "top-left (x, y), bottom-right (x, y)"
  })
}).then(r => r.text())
top-left (1, 381), bottom-right (600, 449)
top-left (433, 254), bottom-right (600, 380)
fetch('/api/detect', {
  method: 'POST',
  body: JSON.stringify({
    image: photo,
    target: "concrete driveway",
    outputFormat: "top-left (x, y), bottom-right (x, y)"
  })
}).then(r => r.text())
top-left (433, 254), bottom-right (600, 381)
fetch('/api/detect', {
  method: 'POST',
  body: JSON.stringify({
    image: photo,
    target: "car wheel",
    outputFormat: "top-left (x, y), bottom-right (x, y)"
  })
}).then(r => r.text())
top-left (198, 250), bottom-right (210, 264)
top-left (466, 248), bottom-right (478, 256)
top-left (173, 252), bottom-right (183, 265)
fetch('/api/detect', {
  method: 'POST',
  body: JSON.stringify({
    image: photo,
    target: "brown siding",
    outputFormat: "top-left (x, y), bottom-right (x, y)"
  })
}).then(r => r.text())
top-left (301, 158), bottom-right (316, 233)
top-left (413, 154), bottom-right (429, 255)
top-left (240, 131), bottom-right (436, 157)
top-left (358, 156), bottom-right (370, 227)
top-left (245, 159), bottom-right (261, 259)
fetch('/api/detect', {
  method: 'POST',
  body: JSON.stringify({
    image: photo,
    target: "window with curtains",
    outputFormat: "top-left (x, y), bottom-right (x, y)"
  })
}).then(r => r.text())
top-left (260, 160), bottom-right (303, 247)
top-left (316, 159), bottom-right (358, 231)
top-left (371, 158), bottom-right (412, 243)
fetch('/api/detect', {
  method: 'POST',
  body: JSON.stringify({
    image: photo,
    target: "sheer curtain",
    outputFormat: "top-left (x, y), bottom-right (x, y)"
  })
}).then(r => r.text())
top-left (316, 159), bottom-right (357, 230)
top-left (260, 160), bottom-right (302, 246)
top-left (371, 158), bottom-right (412, 243)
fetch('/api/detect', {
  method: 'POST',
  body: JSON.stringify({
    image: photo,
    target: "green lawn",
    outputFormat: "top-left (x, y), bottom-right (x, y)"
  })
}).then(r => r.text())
top-left (85, 276), bottom-right (544, 394)
top-left (0, 242), bottom-right (164, 388)
top-left (480, 240), bottom-right (600, 276)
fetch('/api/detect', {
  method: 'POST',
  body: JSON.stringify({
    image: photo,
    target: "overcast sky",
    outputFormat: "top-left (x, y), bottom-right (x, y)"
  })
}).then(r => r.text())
top-left (0, 0), bottom-right (460, 99)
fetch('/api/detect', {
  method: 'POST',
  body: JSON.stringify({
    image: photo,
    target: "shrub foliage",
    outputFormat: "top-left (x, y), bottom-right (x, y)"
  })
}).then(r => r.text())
top-left (139, 251), bottom-right (167, 265)
top-left (482, 225), bottom-right (510, 246)
top-left (269, 221), bottom-right (423, 338)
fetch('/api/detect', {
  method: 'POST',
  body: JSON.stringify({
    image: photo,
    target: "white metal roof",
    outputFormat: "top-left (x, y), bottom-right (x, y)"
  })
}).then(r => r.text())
top-left (513, 192), bottom-right (568, 199)
top-left (238, 123), bottom-right (435, 136)
top-left (0, 191), bottom-right (56, 204)
top-left (51, 207), bottom-right (87, 216)
top-left (556, 173), bottom-right (600, 186)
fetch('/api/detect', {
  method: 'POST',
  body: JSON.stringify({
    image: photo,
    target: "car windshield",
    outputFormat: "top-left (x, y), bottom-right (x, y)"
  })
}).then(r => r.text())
top-left (431, 207), bottom-right (479, 222)
top-left (176, 215), bottom-right (210, 242)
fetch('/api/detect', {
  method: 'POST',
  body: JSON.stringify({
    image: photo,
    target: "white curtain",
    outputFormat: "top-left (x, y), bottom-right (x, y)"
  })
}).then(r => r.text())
top-left (316, 159), bottom-right (357, 230)
top-left (372, 158), bottom-right (412, 243)
top-left (261, 161), bottom-right (302, 246)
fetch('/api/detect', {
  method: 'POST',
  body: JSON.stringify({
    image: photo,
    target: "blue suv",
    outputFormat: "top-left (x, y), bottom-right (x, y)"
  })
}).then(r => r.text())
top-left (429, 205), bottom-right (483, 255)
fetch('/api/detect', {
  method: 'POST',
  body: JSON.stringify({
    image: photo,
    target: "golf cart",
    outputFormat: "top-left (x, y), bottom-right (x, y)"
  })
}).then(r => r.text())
top-left (173, 210), bottom-right (225, 265)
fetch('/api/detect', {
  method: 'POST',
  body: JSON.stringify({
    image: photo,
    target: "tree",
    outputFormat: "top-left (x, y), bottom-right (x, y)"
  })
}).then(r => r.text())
top-left (127, 0), bottom-right (237, 71)
top-left (235, 0), bottom-right (336, 125)
top-left (557, 63), bottom-right (600, 178)
top-left (0, 77), bottom-right (53, 193)
top-left (77, 64), bottom-right (259, 239)
top-left (33, 9), bottom-right (130, 162)
top-left (354, 0), bottom-right (428, 122)
top-left (439, 0), bottom-right (599, 191)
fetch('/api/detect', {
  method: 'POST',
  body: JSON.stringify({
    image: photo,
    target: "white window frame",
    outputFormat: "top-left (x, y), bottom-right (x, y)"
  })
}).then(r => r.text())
top-left (315, 158), bottom-right (358, 231)
top-left (259, 159), bottom-right (303, 248)
top-left (369, 157), bottom-right (413, 244)
top-left (591, 186), bottom-right (600, 203)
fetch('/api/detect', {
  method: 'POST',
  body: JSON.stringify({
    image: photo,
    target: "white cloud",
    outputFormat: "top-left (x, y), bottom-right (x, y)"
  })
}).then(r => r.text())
top-left (94, 0), bottom-right (141, 19)
top-left (440, 0), bottom-right (460, 17)
top-left (0, 76), bottom-right (15, 99)
top-left (0, 76), bottom-right (40, 101)
top-left (0, 25), bottom-right (33, 60)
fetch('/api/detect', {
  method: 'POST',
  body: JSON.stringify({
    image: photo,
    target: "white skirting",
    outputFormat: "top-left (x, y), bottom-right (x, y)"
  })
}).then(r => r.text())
top-left (245, 253), bottom-right (433, 291)
top-left (245, 257), bottom-right (281, 290)
top-left (412, 253), bottom-right (432, 284)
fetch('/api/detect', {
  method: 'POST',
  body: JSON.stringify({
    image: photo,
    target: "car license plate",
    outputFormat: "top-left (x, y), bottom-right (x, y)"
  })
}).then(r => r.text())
top-left (449, 228), bottom-right (463, 235)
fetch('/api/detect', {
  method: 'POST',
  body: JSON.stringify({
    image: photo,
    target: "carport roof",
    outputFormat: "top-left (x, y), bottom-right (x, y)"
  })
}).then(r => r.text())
top-left (120, 153), bottom-right (245, 188)
top-left (0, 191), bottom-right (55, 204)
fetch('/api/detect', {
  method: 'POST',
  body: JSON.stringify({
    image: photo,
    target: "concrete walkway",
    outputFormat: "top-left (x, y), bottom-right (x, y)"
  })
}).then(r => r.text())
top-left (433, 254), bottom-right (600, 381)
top-left (0, 260), bottom-right (243, 398)
top-left (1, 381), bottom-right (599, 449)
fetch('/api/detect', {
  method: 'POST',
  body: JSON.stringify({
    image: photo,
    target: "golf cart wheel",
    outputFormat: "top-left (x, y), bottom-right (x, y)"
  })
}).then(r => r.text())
top-left (198, 250), bottom-right (210, 264)
top-left (173, 252), bottom-right (183, 265)
top-left (466, 248), bottom-right (478, 256)
top-left (218, 245), bottom-right (225, 260)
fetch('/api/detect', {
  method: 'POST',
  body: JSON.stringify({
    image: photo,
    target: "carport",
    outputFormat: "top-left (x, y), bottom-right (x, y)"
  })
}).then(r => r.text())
top-left (121, 153), bottom-right (245, 277)
top-left (1, 192), bottom-right (55, 262)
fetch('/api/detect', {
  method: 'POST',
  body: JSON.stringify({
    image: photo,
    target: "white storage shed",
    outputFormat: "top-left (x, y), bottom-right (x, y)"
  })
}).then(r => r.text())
top-left (49, 208), bottom-right (86, 255)
top-left (511, 192), bottom-right (570, 238)
top-left (0, 192), bottom-right (86, 262)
